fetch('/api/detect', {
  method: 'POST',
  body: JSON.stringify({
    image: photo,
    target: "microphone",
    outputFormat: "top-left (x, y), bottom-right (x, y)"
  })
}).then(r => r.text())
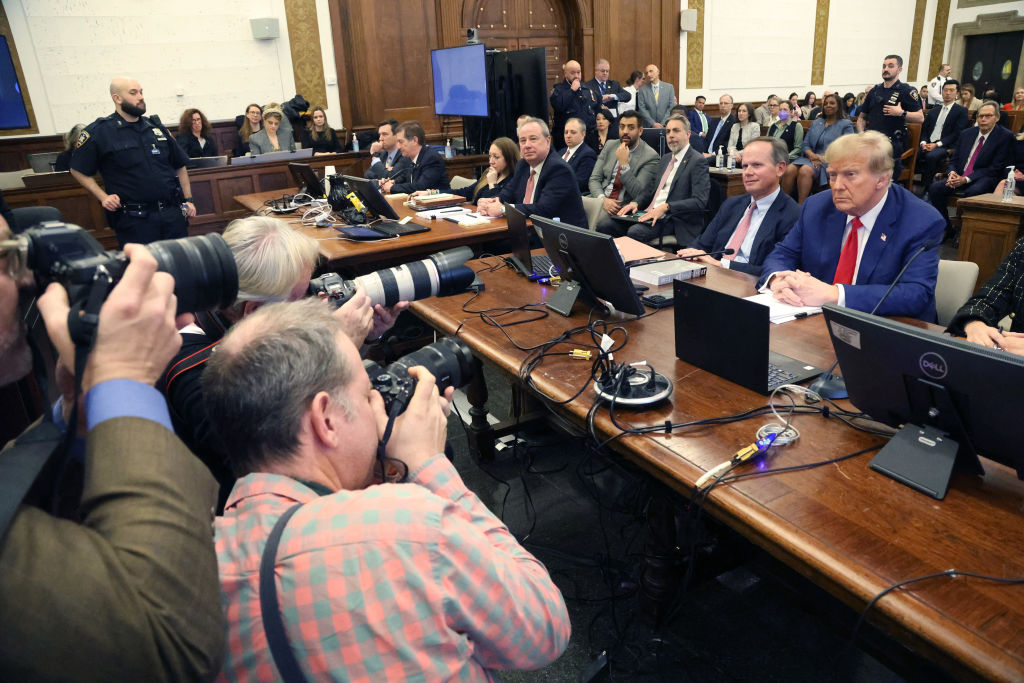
top-left (625, 248), bottom-right (734, 269)
top-left (809, 239), bottom-right (939, 400)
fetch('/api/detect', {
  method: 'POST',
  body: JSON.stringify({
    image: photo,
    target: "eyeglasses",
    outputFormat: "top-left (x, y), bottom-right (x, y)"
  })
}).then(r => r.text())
top-left (0, 238), bottom-right (28, 281)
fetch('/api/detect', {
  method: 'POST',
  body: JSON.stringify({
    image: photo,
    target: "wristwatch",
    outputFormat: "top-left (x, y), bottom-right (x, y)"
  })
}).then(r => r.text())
top-left (183, 197), bottom-right (193, 203)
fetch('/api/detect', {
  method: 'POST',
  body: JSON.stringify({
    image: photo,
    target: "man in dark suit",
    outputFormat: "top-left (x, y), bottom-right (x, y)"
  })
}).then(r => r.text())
top-left (0, 238), bottom-right (224, 680)
top-left (688, 95), bottom-right (711, 145)
top-left (364, 119), bottom-right (412, 182)
top-left (602, 114), bottom-right (708, 243)
top-left (679, 137), bottom-right (799, 276)
top-left (550, 59), bottom-right (601, 150)
top-left (380, 120), bottom-right (449, 195)
top-left (758, 131), bottom-right (945, 321)
top-left (584, 59), bottom-right (631, 119)
top-left (916, 80), bottom-right (969, 193)
top-left (557, 117), bottom-right (597, 193)
top-left (478, 117), bottom-right (587, 228)
top-left (927, 101), bottom-right (1014, 218)
top-left (704, 93), bottom-right (735, 159)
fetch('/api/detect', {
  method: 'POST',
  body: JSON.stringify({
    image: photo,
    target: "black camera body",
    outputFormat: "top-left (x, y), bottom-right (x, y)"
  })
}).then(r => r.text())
top-left (20, 221), bottom-right (238, 317)
top-left (364, 337), bottom-right (474, 415)
top-left (308, 272), bottom-right (353, 308)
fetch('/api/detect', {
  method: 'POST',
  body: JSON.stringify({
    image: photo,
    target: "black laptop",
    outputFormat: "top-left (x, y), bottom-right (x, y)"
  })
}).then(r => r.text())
top-left (673, 281), bottom-right (823, 394)
top-left (504, 204), bottom-right (559, 280)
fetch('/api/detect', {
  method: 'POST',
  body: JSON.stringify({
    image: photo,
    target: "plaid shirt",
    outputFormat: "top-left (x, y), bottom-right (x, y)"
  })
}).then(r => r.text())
top-left (215, 454), bottom-right (570, 681)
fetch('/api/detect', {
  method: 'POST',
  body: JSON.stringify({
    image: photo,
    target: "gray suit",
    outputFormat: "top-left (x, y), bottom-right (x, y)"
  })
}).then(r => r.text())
top-left (588, 138), bottom-right (660, 233)
top-left (636, 81), bottom-right (676, 126)
top-left (248, 127), bottom-right (296, 155)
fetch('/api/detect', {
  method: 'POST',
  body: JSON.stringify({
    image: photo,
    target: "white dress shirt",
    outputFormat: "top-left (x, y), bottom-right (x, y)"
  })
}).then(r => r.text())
top-left (721, 187), bottom-right (781, 269)
top-left (650, 145), bottom-right (689, 208)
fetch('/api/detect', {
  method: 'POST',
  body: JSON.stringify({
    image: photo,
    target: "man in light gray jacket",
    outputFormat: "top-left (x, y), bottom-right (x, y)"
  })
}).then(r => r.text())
top-left (588, 109), bottom-right (659, 233)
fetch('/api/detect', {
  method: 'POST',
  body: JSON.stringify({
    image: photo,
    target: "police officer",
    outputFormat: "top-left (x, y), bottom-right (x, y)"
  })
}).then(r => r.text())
top-left (856, 54), bottom-right (923, 179)
top-left (70, 77), bottom-right (196, 247)
top-left (550, 60), bottom-right (600, 150)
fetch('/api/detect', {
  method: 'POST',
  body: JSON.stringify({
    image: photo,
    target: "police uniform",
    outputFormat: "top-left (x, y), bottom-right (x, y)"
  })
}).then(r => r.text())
top-left (549, 79), bottom-right (601, 150)
top-left (859, 79), bottom-right (922, 178)
top-left (71, 112), bottom-right (190, 246)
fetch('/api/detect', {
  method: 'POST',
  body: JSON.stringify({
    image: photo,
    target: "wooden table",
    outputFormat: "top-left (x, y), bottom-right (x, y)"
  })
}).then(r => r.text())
top-left (709, 166), bottom-right (745, 198)
top-left (233, 190), bottom-right (509, 274)
top-left (957, 194), bottom-right (1024, 292)
top-left (410, 262), bottom-right (1024, 681)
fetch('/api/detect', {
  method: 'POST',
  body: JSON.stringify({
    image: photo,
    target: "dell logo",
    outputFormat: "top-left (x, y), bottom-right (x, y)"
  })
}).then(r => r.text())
top-left (557, 233), bottom-right (568, 250)
top-left (919, 352), bottom-right (948, 379)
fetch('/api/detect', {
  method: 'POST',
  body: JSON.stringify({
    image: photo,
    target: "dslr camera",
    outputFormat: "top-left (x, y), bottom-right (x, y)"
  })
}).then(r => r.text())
top-left (364, 337), bottom-right (474, 415)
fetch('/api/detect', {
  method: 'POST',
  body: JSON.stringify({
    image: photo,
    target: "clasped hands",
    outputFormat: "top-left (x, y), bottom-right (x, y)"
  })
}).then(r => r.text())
top-left (944, 171), bottom-right (969, 189)
top-left (768, 270), bottom-right (839, 307)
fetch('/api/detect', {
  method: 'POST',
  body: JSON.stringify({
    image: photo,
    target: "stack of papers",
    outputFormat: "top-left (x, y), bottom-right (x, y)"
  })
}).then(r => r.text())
top-left (743, 293), bottom-right (821, 324)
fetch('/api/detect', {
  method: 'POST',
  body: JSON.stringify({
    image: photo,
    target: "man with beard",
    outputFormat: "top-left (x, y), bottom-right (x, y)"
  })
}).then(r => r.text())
top-left (856, 55), bottom-right (923, 178)
top-left (588, 110), bottom-right (660, 233)
top-left (71, 77), bottom-right (196, 247)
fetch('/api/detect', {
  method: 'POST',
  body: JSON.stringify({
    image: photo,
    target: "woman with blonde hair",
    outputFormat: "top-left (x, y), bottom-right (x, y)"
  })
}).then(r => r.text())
top-left (248, 107), bottom-right (295, 155)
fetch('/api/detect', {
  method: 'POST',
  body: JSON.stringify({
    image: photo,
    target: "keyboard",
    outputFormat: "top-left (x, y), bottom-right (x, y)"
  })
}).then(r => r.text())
top-left (767, 363), bottom-right (798, 391)
top-left (372, 220), bottom-right (405, 235)
top-left (531, 254), bottom-right (557, 278)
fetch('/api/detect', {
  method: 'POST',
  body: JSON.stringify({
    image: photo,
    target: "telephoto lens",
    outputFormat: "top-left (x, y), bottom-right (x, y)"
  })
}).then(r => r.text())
top-left (20, 221), bottom-right (238, 315)
top-left (309, 247), bottom-right (475, 308)
top-left (363, 337), bottom-right (475, 415)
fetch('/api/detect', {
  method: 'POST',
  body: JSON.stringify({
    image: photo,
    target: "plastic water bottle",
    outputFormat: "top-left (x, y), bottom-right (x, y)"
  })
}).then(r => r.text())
top-left (715, 146), bottom-right (724, 169)
top-left (445, 139), bottom-right (454, 159)
top-left (726, 152), bottom-right (735, 171)
top-left (1003, 167), bottom-right (1016, 202)
top-left (351, 133), bottom-right (359, 152)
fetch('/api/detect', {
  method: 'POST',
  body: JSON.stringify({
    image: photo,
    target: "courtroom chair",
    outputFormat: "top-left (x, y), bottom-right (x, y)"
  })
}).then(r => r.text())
top-left (935, 259), bottom-right (980, 327)
top-left (897, 122), bottom-right (922, 190)
top-left (11, 206), bottom-right (62, 234)
top-left (450, 175), bottom-right (476, 190)
top-left (581, 196), bottom-right (604, 231)
top-left (799, 120), bottom-right (812, 133)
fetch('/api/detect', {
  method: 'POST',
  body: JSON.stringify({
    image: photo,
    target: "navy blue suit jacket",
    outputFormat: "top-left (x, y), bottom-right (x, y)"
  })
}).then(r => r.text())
top-left (920, 102), bottom-right (968, 149)
top-left (498, 154), bottom-right (588, 229)
top-left (757, 184), bottom-right (945, 320)
top-left (390, 147), bottom-right (449, 194)
top-left (692, 190), bottom-right (800, 276)
top-left (705, 115), bottom-right (734, 155)
top-left (558, 144), bottom-right (597, 193)
top-left (948, 124), bottom-right (1014, 186)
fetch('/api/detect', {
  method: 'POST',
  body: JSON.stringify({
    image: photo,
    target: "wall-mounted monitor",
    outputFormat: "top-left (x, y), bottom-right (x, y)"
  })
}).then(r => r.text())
top-left (0, 37), bottom-right (30, 130)
top-left (431, 44), bottom-right (488, 117)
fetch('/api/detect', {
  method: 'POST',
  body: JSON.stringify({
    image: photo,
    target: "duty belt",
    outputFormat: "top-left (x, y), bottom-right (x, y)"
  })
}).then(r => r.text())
top-left (121, 198), bottom-right (179, 211)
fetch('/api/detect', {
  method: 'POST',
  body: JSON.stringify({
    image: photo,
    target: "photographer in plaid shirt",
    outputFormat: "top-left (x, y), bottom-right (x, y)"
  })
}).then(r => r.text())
top-left (205, 299), bottom-right (570, 681)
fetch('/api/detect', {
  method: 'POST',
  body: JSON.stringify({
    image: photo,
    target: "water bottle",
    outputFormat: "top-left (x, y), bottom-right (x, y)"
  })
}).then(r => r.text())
top-left (445, 139), bottom-right (454, 159)
top-left (726, 152), bottom-right (735, 171)
top-left (1003, 167), bottom-right (1016, 202)
top-left (715, 146), bottom-right (723, 168)
top-left (351, 133), bottom-right (359, 152)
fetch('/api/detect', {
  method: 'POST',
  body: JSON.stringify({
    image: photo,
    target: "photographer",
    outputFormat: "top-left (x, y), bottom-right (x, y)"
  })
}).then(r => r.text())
top-left (0, 229), bottom-right (224, 680)
top-left (161, 216), bottom-right (404, 507)
top-left (205, 299), bottom-right (570, 680)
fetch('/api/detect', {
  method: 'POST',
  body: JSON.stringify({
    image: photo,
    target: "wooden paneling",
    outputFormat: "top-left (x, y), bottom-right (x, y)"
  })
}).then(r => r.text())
top-left (591, 0), bottom-right (679, 91)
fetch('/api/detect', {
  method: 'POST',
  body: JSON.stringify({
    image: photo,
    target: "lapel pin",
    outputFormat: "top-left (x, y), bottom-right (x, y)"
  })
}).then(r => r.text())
top-left (880, 233), bottom-right (887, 242)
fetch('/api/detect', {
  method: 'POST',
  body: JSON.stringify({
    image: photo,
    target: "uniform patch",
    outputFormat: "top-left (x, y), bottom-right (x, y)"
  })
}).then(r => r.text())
top-left (910, 89), bottom-right (920, 100)
top-left (74, 130), bottom-right (91, 148)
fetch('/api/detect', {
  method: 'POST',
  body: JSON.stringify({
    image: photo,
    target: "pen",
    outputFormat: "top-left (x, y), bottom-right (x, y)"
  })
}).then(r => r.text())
top-left (794, 311), bottom-right (820, 319)
top-left (437, 208), bottom-right (462, 213)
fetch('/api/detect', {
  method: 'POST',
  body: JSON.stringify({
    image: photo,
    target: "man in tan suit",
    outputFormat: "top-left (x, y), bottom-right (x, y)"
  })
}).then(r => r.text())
top-left (0, 222), bottom-right (225, 681)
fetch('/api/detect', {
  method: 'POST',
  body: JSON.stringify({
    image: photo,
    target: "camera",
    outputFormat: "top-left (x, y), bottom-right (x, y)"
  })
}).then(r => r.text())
top-left (309, 247), bottom-right (475, 309)
top-left (16, 221), bottom-right (238, 316)
top-left (364, 337), bottom-right (475, 415)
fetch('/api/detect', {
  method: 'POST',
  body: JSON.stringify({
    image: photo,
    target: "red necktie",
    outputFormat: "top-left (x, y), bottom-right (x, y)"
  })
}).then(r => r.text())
top-left (963, 134), bottom-right (985, 177)
top-left (723, 200), bottom-right (756, 260)
top-left (608, 165), bottom-right (624, 200)
top-left (563, 149), bottom-right (571, 161)
top-left (523, 169), bottom-right (537, 203)
top-left (833, 216), bottom-right (863, 285)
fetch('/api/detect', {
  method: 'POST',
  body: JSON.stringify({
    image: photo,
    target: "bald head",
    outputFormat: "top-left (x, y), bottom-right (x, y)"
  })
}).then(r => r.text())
top-left (644, 64), bottom-right (660, 84)
top-left (563, 60), bottom-right (582, 83)
top-left (109, 77), bottom-right (146, 119)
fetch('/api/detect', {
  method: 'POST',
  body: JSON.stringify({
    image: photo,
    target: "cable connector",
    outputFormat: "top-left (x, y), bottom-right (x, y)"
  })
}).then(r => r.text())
top-left (569, 349), bottom-right (592, 360)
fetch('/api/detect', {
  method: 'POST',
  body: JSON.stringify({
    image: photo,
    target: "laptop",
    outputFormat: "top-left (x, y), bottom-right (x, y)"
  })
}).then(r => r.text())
top-left (504, 204), bottom-right (558, 280)
top-left (673, 281), bottom-right (823, 394)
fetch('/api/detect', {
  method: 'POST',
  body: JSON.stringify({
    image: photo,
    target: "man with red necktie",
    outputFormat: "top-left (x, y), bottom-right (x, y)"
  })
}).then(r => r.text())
top-left (757, 131), bottom-right (946, 321)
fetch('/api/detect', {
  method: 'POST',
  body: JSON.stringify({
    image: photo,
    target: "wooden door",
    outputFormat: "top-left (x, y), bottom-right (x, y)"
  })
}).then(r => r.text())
top-left (466, 0), bottom-right (576, 96)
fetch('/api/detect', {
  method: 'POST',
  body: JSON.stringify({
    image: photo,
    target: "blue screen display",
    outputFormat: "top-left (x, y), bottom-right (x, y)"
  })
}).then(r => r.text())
top-left (0, 37), bottom-right (29, 130)
top-left (431, 44), bottom-right (488, 117)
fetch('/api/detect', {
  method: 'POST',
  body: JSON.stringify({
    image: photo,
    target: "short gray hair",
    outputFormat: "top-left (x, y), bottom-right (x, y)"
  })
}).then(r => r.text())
top-left (666, 113), bottom-right (690, 132)
top-left (747, 136), bottom-right (789, 165)
top-left (517, 116), bottom-right (550, 138)
top-left (202, 299), bottom-right (355, 476)
top-left (223, 216), bottom-right (321, 310)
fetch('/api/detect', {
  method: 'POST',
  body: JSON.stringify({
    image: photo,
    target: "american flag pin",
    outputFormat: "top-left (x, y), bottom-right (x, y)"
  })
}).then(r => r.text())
top-left (880, 234), bottom-right (887, 242)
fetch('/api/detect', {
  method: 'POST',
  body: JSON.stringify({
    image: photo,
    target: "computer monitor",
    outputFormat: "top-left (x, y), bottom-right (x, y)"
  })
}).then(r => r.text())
top-left (342, 174), bottom-right (400, 220)
top-left (533, 215), bottom-right (645, 317)
top-left (822, 304), bottom-right (1024, 499)
top-left (288, 162), bottom-right (325, 198)
top-left (431, 44), bottom-right (488, 117)
top-left (640, 128), bottom-right (666, 156)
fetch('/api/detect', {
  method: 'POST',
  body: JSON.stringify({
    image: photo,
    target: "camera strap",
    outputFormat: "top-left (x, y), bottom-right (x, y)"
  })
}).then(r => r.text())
top-left (258, 502), bottom-right (310, 683)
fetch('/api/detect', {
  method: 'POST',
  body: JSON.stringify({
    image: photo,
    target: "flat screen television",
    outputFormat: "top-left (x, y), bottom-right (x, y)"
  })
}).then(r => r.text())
top-left (431, 44), bottom-right (488, 117)
top-left (0, 37), bottom-right (30, 130)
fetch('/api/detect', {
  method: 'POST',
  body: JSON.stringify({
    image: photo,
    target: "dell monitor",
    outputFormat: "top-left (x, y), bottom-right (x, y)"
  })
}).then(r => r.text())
top-left (289, 162), bottom-right (326, 198)
top-left (533, 216), bottom-right (645, 317)
top-left (431, 44), bottom-right (488, 117)
top-left (822, 304), bottom-right (1024, 499)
